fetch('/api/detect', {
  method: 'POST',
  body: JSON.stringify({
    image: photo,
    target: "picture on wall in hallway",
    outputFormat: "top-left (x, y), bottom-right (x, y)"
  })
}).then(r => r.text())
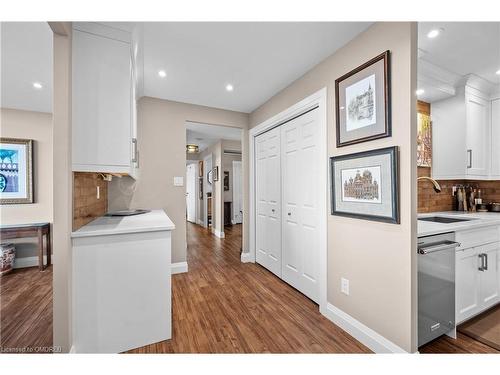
top-left (335, 50), bottom-right (391, 147)
top-left (0, 138), bottom-right (33, 204)
top-left (331, 146), bottom-right (399, 224)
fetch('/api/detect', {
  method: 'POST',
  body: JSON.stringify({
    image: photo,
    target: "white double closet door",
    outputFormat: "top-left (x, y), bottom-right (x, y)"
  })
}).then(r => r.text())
top-left (255, 107), bottom-right (321, 303)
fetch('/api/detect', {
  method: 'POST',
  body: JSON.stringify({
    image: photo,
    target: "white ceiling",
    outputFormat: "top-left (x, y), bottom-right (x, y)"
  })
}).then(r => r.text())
top-left (418, 22), bottom-right (500, 103)
top-left (142, 22), bottom-right (372, 113)
top-left (186, 121), bottom-right (241, 152)
top-left (1, 22), bottom-right (53, 113)
top-left (1, 22), bottom-right (373, 114)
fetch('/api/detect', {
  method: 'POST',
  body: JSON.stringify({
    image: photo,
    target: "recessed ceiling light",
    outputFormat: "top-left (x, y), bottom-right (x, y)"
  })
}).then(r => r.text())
top-left (33, 82), bottom-right (43, 89)
top-left (158, 70), bottom-right (167, 78)
top-left (427, 29), bottom-right (441, 39)
top-left (225, 84), bottom-right (234, 92)
top-left (496, 69), bottom-right (500, 75)
top-left (416, 89), bottom-right (425, 96)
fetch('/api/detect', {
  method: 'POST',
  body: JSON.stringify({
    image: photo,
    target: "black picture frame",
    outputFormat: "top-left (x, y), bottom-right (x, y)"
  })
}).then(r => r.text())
top-left (330, 146), bottom-right (399, 224)
top-left (335, 50), bottom-right (391, 148)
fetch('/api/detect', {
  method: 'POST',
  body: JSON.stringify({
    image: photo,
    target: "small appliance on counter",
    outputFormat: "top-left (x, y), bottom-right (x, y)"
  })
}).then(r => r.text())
top-left (105, 209), bottom-right (151, 217)
top-left (488, 202), bottom-right (500, 212)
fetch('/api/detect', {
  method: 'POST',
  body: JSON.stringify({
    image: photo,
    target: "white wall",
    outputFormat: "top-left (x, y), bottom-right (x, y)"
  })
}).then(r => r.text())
top-left (249, 22), bottom-right (417, 352)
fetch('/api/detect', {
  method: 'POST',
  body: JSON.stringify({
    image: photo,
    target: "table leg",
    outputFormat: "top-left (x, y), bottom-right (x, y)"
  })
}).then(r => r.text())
top-left (46, 227), bottom-right (51, 267)
top-left (38, 228), bottom-right (44, 271)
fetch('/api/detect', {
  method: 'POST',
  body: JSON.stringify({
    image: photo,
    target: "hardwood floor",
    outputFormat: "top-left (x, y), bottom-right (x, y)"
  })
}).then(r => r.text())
top-left (419, 332), bottom-right (499, 354)
top-left (0, 266), bottom-right (53, 353)
top-left (128, 222), bottom-right (371, 353)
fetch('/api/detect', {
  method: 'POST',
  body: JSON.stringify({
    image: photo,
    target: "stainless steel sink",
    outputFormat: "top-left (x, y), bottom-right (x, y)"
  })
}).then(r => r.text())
top-left (418, 216), bottom-right (475, 224)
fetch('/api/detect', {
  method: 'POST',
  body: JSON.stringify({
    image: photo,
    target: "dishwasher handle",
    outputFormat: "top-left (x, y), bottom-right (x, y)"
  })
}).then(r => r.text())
top-left (418, 240), bottom-right (461, 255)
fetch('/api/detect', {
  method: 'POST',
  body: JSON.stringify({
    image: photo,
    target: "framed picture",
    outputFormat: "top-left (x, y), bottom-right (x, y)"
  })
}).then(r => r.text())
top-left (198, 160), bottom-right (203, 177)
top-left (330, 146), bottom-right (399, 224)
top-left (223, 171), bottom-right (229, 191)
top-left (417, 112), bottom-right (432, 167)
top-left (0, 138), bottom-right (34, 204)
top-left (199, 177), bottom-right (203, 199)
top-left (335, 50), bottom-right (391, 147)
top-left (212, 166), bottom-right (219, 182)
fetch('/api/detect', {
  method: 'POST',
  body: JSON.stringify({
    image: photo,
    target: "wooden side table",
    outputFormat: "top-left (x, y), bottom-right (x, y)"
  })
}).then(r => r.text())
top-left (0, 223), bottom-right (51, 271)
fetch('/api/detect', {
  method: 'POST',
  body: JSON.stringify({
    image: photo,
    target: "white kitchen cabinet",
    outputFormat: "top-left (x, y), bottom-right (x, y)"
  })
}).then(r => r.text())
top-left (72, 25), bottom-right (138, 177)
top-left (491, 98), bottom-right (500, 178)
top-left (431, 85), bottom-right (497, 180)
top-left (455, 233), bottom-right (500, 323)
top-left (465, 91), bottom-right (490, 178)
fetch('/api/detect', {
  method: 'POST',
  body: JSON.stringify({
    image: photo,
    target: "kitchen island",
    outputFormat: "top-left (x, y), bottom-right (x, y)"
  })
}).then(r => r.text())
top-left (71, 210), bottom-right (175, 353)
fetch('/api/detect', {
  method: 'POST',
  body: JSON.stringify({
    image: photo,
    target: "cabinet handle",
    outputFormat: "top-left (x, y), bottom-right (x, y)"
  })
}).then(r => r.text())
top-left (484, 253), bottom-right (488, 271)
top-left (478, 253), bottom-right (485, 271)
top-left (467, 149), bottom-right (472, 169)
top-left (131, 138), bottom-right (138, 163)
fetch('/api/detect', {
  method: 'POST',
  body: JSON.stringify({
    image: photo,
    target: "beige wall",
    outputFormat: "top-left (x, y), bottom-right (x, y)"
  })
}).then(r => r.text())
top-left (0, 108), bottom-right (53, 258)
top-left (249, 22), bottom-right (417, 352)
top-left (50, 21), bottom-right (73, 353)
top-left (108, 97), bottom-right (248, 263)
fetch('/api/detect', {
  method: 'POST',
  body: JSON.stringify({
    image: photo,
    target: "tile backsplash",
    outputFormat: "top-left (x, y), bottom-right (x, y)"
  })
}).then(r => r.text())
top-left (418, 167), bottom-right (500, 213)
top-left (73, 172), bottom-right (108, 230)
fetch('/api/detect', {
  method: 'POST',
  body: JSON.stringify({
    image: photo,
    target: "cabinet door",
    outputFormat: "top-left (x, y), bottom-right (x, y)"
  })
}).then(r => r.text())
top-left (456, 247), bottom-right (481, 323)
top-left (281, 108), bottom-right (320, 303)
top-left (478, 242), bottom-right (500, 309)
top-left (465, 91), bottom-right (490, 177)
top-left (431, 94), bottom-right (467, 179)
top-left (491, 99), bottom-right (500, 178)
top-left (72, 30), bottom-right (132, 170)
top-left (255, 127), bottom-right (282, 277)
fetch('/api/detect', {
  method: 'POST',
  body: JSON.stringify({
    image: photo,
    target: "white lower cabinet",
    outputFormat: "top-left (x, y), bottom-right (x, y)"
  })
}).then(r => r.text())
top-left (254, 107), bottom-right (321, 303)
top-left (456, 238), bottom-right (500, 324)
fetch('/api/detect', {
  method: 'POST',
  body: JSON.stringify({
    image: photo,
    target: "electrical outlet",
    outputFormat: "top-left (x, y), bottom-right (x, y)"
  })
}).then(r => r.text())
top-left (173, 176), bottom-right (184, 187)
top-left (341, 277), bottom-right (349, 296)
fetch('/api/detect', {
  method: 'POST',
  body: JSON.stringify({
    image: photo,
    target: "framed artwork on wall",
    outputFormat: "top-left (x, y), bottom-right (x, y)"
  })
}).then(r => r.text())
top-left (417, 112), bottom-right (432, 167)
top-left (198, 160), bottom-right (203, 177)
top-left (223, 171), bottom-right (229, 191)
top-left (212, 166), bottom-right (219, 182)
top-left (335, 50), bottom-right (391, 147)
top-left (0, 138), bottom-right (34, 204)
top-left (330, 146), bottom-right (399, 224)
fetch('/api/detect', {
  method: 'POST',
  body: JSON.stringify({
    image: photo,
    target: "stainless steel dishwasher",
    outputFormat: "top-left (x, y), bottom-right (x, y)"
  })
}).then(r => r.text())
top-left (418, 232), bottom-right (460, 347)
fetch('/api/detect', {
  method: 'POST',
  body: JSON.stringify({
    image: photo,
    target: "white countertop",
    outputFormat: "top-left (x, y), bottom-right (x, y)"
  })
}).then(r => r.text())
top-left (418, 211), bottom-right (500, 237)
top-left (72, 209), bottom-right (175, 238)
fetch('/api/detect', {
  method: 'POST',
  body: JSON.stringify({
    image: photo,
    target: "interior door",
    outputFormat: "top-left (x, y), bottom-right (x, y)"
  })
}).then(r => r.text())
top-left (255, 127), bottom-right (282, 277)
top-left (281, 108), bottom-right (320, 303)
top-left (232, 161), bottom-right (243, 224)
top-left (186, 163), bottom-right (197, 223)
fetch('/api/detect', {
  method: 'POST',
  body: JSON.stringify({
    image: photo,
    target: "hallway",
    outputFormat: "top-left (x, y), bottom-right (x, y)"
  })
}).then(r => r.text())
top-left (128, 222), bottom-right (371, 353)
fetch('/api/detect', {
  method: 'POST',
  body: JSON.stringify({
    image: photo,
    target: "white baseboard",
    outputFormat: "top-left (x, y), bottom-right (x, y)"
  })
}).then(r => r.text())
top-left (171, 261), bottom-right (188, 274)
top-left (196, 219), bottom-right (204, 226)
top-left (212, 229), bottom-right (225, 238)
top-left (240, 252), bottom-right (253, 263)
top-left (323, 303), bottom-right (407, 353)
top-left (14, 255), bottom-right (49, 269)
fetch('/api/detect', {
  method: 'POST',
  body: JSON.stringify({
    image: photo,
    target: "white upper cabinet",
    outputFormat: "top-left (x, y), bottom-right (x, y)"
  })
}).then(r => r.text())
top-left (432, 85), bottom-right (498, 180)
top-left (72, 24), bottom-right (138, 177)
top-left (465, 90), bottom-right (490, 178)
top-left (491, 98), bottom-right (500, 178)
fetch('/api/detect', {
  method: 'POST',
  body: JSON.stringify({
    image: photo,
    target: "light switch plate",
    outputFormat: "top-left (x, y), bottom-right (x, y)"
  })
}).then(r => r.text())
top-left (341, 277), bottom-right (349, 296)
top-left (174, 176), bottom-right (184, 187)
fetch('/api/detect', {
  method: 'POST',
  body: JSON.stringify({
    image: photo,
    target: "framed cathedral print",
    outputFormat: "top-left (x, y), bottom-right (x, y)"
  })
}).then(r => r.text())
top-left (330, 146), bottom-right (399, 224)
top-left (0, 138), bottom-right (34, 204)
top-left (335, 50), bottom-right (391, 147)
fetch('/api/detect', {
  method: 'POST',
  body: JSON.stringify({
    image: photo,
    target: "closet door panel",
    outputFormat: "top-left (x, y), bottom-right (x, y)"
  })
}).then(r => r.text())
top-left (281, 108), bottom-right (320, 303)
top-left (255, 127), bottom-right (282, 277)
top-left (282, 124), bottom-right (301, 286)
